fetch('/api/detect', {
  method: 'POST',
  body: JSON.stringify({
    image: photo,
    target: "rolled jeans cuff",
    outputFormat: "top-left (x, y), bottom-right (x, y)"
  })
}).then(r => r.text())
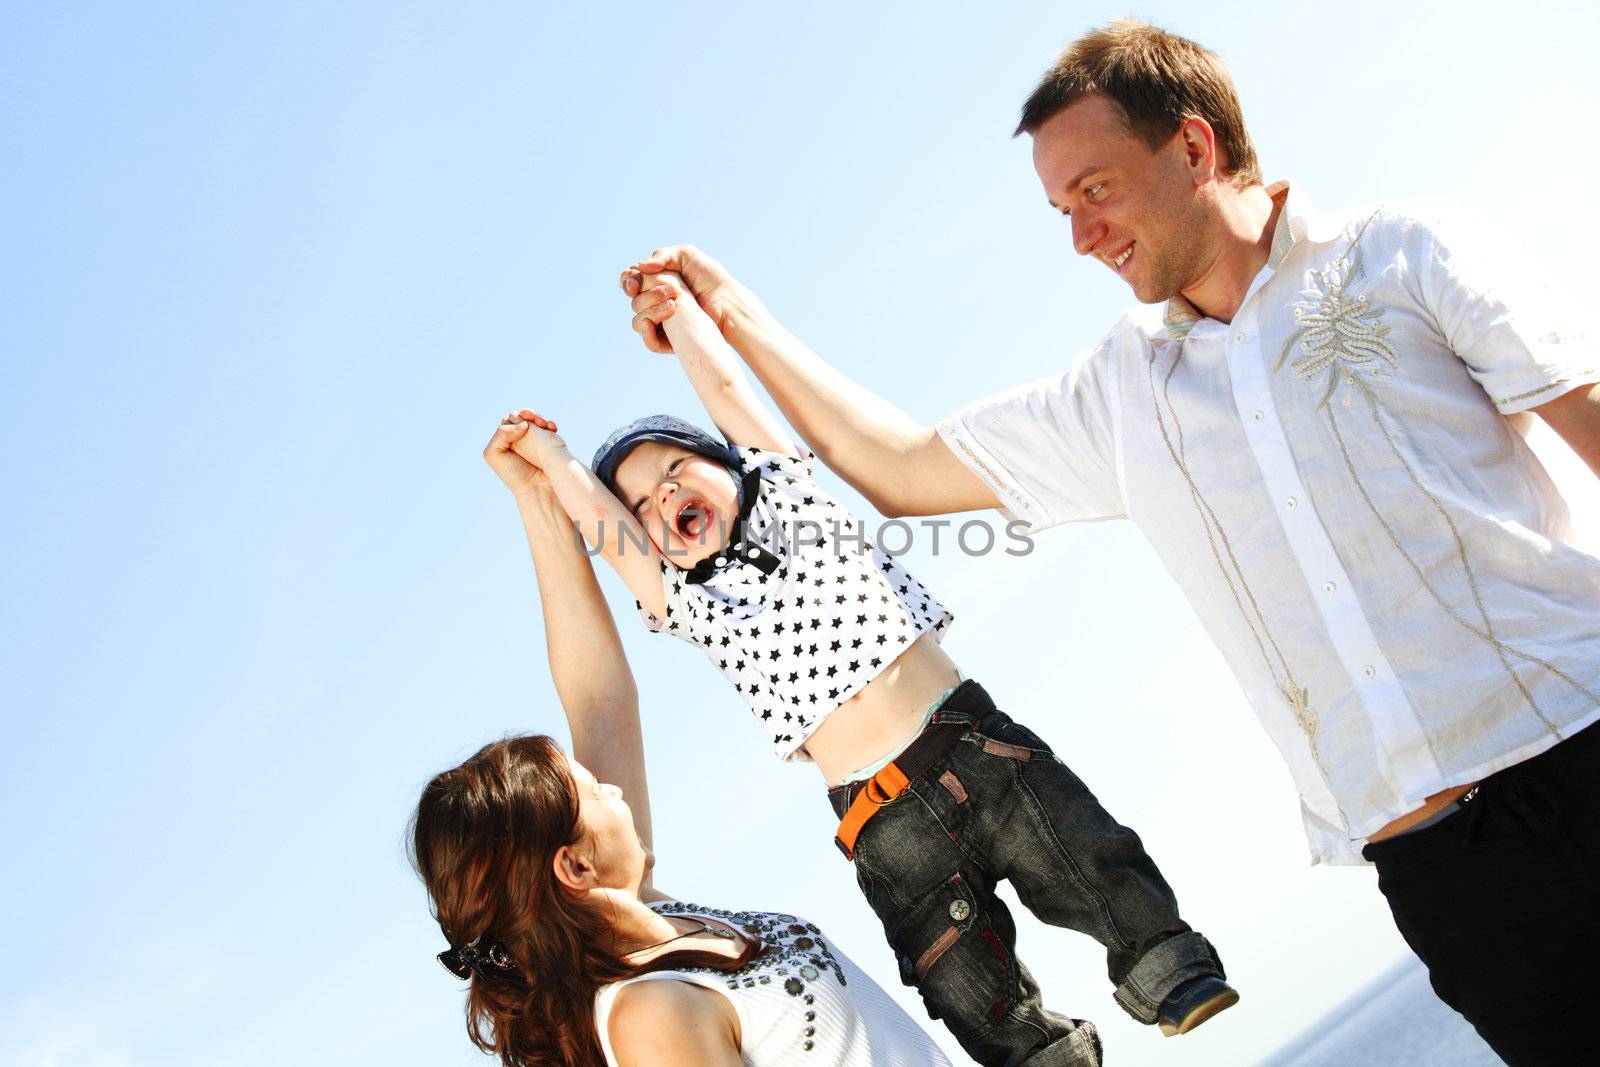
top-left (1111, 931), bottom-right (1223, 1024)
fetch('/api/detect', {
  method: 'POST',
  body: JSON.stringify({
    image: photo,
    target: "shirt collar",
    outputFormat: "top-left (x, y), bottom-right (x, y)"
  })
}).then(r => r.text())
top-left (1163, 180), bottom-right (1334, 340)
top-left (683, 466), bottom-right (780, 585)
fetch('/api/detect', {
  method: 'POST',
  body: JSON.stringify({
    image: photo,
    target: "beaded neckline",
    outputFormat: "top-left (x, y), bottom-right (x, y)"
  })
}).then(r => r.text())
top-left (646, 902), bottom-right (847, 1056)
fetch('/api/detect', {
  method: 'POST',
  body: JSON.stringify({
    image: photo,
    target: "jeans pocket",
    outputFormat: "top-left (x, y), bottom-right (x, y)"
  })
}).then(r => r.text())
top-left (975, 714), bottom-right (1055, 758)
top-left (881, 873), bottom-right (1017, 1036)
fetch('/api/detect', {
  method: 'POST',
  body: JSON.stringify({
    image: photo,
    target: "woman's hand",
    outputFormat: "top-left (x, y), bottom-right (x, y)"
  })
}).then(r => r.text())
top-left (483, 409), bottom-right (558, 500)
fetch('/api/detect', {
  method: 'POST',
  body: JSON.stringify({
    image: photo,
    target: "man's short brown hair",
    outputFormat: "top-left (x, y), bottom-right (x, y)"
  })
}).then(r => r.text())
top-left (1016, 19), bottom-right (1262, 187)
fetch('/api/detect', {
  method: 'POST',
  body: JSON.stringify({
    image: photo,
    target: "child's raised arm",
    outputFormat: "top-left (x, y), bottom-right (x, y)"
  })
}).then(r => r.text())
top-left (638, 271), bottom-right (800, 458)
top-left (505, 409), bottom-right (668, 619)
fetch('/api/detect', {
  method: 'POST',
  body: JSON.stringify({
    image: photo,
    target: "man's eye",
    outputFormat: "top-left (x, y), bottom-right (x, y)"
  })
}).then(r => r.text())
top-left (1086, 183), bottom-right (1107, 201)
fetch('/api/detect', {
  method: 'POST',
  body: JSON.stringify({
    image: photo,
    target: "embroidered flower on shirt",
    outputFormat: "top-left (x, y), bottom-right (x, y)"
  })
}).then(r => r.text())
top-left (1277, 232), bottom-right (1397, 408)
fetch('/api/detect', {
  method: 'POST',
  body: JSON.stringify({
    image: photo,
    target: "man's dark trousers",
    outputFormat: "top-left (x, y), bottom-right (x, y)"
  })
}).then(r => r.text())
top-left (1364, 719), bottom-right (1600, 1065)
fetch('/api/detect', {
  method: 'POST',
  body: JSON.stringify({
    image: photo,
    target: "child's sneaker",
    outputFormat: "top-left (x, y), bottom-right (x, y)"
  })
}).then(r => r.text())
top-left (1157, 975), bottom-right (1239, 1036)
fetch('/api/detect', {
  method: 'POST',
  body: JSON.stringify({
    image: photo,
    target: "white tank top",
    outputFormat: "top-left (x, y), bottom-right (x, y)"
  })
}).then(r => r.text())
top-left (594, 901), bottom-right (950, 1067)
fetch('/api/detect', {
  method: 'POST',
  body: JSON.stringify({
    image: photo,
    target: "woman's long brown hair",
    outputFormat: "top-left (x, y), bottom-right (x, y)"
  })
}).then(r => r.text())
top-left (410, 735), bottom-right (754, 1066)
top-left (411, 735), bottom-right (629, 1065)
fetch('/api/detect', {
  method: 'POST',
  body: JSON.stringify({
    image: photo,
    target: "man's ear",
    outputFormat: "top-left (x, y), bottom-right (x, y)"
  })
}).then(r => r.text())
top-left (552, 843), bottom-right (595, 893)
top-left (1179, 115), bottom-right (1220, 183)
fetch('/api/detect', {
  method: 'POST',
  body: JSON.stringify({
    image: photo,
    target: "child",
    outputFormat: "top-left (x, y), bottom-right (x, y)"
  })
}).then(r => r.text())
top-left (508, 272), bottom-right (1235, 1067)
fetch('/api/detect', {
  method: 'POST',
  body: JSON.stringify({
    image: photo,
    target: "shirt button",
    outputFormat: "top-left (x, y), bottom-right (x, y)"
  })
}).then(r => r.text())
top-left (948, 899), bottom-right (971, 922)
top-left (1252, 410), bottom-right (1264, 423)
top-left (747, 548), bottom-right (761, 560)
top-left (1232, 332), bottom-right (1246, 344)
top-left (1363, 665), bottom-right (1377, 680)
top-left (1321, 581), bottom-right (1337, 595)
top-left (1285, 497), bottom-right (1298, 510)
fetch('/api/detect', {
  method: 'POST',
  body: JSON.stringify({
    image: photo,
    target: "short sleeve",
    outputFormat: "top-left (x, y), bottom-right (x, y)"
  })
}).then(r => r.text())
top-left (634, 560), bottom-right (670, 632)
top-left (938, 329), bottom-right (1126, 531)
top-left (1416, 202), bottom-right (1596, 414)
top-left (734, 443), bottom-right (817, 482)
top-left (635, 559), bottom-right (694, 635)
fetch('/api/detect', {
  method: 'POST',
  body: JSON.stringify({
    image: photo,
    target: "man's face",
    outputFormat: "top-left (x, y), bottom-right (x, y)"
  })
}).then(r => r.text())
top-left (1032, 93), bottom-right (1213, 304)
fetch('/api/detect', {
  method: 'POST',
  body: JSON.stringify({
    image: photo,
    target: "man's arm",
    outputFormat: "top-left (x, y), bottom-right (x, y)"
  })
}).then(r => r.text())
top-left (1532, 381), bottom-right (1600, 478)
top-left (624, 247), bottom-right (1000, 518)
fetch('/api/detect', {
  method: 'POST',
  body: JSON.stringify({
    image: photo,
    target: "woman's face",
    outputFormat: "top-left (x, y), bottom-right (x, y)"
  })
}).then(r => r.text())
top-left (567, 757), bottom-right (651, 894)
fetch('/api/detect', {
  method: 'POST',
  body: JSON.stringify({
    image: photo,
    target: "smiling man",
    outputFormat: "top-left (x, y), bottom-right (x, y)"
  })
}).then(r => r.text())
top-left (622, 20), bottom-right (1600, 1065)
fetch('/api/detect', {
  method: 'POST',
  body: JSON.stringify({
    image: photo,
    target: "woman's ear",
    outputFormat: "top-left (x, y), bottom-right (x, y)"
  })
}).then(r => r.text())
top-left (551, 843), bottom-right (595, 892)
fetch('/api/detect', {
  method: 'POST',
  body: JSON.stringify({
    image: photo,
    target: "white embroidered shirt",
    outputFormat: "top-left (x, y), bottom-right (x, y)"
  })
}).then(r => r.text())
top-left (940, 182), bottom-right (1600, 864)
top-left (639, 445), bottom-right (952, 759)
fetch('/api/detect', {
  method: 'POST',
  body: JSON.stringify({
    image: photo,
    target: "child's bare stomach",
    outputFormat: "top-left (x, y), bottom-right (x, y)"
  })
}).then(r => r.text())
top-left (801, 631), bottom-right (964, 785)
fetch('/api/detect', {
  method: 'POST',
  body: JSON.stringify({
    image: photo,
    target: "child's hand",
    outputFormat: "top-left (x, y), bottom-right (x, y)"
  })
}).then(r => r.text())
top-left (484, 410), bottom-right (559, 500)
top-left (626, 270), bottom-right (697, 354)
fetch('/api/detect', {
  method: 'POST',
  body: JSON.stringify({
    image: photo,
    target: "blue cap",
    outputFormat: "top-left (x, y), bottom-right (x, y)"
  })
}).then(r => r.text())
top-left (591, 414), bottom-right (739, 496)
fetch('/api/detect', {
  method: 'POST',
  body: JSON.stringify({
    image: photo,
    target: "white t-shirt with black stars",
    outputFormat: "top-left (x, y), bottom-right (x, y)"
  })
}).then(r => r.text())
top-left (637, 445), bottom-right (952, 760)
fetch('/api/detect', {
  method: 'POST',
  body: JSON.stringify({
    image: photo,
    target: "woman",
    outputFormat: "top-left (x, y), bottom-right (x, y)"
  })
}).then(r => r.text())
top-left (409, 412), bottom-right (952, 1067)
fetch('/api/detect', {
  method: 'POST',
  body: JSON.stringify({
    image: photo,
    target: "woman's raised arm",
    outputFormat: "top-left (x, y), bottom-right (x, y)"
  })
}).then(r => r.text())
top-left (486, 414), bottom-right (657, 860)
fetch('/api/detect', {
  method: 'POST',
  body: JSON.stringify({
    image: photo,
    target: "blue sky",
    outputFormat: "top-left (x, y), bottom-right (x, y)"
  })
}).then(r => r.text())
top-left (4, 2), bottom-right (1598, 1064)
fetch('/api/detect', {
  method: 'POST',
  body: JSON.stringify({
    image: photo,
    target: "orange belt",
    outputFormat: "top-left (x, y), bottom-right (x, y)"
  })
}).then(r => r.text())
top-left (834, 762), bottom-right (912, 860)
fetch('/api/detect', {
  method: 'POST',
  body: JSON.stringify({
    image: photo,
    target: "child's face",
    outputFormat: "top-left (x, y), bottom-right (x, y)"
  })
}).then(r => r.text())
top-left (613, 442), bottom-right (740, 568)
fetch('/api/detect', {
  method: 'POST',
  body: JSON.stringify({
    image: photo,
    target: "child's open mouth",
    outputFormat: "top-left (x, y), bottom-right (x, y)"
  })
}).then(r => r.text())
top-left (674, 499), bottom-right (713, 541)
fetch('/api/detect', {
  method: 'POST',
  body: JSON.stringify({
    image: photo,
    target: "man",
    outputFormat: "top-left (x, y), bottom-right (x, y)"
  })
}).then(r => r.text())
top-left (621, 20), bottom-right (1600, 1065)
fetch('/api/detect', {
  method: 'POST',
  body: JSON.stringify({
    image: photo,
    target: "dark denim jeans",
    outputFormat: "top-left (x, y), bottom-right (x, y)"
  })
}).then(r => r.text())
top-left (1363, 719), bottom-right (1600, 1066)
top-left (836, 681), bottom-right (1224, 1067)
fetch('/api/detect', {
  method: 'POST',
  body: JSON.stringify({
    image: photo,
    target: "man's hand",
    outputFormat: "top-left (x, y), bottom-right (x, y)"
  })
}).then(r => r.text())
top-left (620, 245), bottom-right (759, 354)
top-left (483, 409), bottom-right (560, 500)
